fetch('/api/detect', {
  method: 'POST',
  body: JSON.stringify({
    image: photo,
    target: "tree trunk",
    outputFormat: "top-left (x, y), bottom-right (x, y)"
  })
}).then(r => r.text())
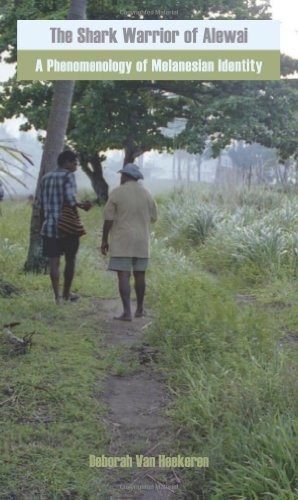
top-left (172, 152), bottom-right (176, 180)
top-left (196, 154), bottom-right (202, 182)
top-left (80, 153), bottom-right (109, 204)
top-left (186, 155), bottom-right (191, 184)
top-left (214, 154), bottom-right (223, 184)
top-left (247, 165), bottom-right (252, 189)
top-left (177, 152), bottom-right (182, 181)
top-left (24, 0), bottom-right (87, 272)
top-left (123, 134), bottom-right (145, 165)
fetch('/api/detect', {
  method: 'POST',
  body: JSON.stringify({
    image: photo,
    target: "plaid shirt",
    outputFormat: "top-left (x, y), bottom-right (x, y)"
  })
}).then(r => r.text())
top-left (39, 168), bottom-right (77, 238)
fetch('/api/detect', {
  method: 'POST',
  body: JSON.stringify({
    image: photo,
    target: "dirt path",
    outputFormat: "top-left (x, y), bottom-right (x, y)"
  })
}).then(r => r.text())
top-left (94, 298), bottom-right (181, 499)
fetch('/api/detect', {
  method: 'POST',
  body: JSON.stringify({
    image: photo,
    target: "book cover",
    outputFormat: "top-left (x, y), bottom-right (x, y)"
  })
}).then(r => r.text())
top-left (1, 1), bottom-right (297, 498)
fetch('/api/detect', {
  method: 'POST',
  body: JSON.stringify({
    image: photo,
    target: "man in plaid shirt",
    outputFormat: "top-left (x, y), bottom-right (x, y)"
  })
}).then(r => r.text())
top-left (39, 150), bottom-right (91, 303)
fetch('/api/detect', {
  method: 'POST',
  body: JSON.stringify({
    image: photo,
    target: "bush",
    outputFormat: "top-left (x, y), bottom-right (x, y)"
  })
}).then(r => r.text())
top-left (200, 202), bottom-right (298, 279)
top-left (157, 187), bottom-right (221, 249)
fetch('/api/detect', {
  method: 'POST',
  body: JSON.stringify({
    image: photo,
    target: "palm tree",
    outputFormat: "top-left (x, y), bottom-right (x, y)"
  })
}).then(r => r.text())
top-left (24, 0), bottom-right (88, 272)
top-left (0, 143), bottom-right (33, 190)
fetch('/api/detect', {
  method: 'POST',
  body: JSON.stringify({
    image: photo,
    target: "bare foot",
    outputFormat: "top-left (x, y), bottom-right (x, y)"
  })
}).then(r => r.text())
top-left (63, 293), bottom-right (80, 302)
top-left (113, 314), bottom-right (132, 322)
top-left (135, 310), bottom-right (146, 318)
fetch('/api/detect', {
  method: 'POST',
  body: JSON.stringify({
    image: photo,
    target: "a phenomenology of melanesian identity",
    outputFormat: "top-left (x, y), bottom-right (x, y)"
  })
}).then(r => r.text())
top-left (40, 57), bottom-right (263, 75)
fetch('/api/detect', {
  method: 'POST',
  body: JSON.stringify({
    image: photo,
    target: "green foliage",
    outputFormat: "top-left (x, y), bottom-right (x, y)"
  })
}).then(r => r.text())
top-left (0, 0), bottom-right (68, 62)
top-left (0, 201), bottom-right (117, 498)
top-left (69, 81), bottom-right (178, 156)
top-left (1, 0), bottom-right (292, 177)
top-left (147, 185), bottom-right (298, 497)
top-left (212, 417), bottom-right (298, 498)
top-left (179, 80), bottom-right (298, 162)
top-left (0, 1), bottom-right (190, 165)
top-left (200, 201), bottom-right (298, 279)
top-left (157, 186), bottom-right (219, 248)
top-left (1, 183), bottom-right (298, 498)
top-left (157, 185), bottom-right (298, 281)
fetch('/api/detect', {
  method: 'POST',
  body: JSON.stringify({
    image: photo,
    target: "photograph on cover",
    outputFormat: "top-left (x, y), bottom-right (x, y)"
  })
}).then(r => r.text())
top-left (0, 1), bottom-right (298, 498)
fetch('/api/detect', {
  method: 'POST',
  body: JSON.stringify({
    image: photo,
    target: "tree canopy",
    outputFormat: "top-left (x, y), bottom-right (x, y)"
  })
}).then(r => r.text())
top-left (1, 0), bottom-right (298, 198)
top-left (177, 79), bottom-right (298, 161)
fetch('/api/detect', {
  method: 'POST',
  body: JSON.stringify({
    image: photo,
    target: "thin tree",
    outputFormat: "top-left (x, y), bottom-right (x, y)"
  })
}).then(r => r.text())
top-left (24, 0), bottom-right (88, 272)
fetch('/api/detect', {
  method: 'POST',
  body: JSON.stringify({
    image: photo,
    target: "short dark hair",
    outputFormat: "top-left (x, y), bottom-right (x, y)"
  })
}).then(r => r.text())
top-left (57, 150), bottom-right (78, 167)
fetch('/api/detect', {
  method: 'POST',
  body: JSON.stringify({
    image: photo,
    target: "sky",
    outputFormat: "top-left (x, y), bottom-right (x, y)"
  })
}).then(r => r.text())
top-left (271, 0), bottom-right (298, 58)
top-left (0, 1), bottom-right (298, 82)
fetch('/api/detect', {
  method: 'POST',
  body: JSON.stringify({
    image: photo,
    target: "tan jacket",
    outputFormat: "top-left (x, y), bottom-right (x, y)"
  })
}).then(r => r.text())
top-left (103, 181), bottom-right (157, 258)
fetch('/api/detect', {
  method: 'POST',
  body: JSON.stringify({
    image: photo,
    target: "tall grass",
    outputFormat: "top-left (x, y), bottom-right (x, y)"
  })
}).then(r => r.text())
top-left (158, 185), bottom-right (298, 280)
top-left (148, 186), bottom-right (298, 498)
top-left (1, 187), bottom-right (298, 498)
top-left (200, 203), bottom-right (298, 280)
top-left (157, 200), bottom-right (219, 249)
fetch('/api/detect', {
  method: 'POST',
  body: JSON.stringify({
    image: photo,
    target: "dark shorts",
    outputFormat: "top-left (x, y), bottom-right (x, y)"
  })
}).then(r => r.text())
top-left (108, 257), bottom-right (149, 272)
top-left (42, 236), bottom-right (80, 259)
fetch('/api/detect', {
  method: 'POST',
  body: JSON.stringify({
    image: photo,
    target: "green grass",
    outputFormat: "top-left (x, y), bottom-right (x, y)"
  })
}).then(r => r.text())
top-left (1, 185), bottom-right (298, 499)
top-left (147, 185), bottom-right (298, 499)
top-left (0, 201), bottom-right (116, 498)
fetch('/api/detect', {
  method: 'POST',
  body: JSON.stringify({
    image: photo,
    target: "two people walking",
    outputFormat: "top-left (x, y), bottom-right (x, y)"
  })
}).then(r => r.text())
top-left (39, 151), bottom-right (157, 317)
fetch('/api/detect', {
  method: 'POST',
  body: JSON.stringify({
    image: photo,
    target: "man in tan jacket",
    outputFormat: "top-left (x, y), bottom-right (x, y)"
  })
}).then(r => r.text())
top-left (101, 163), bottom-right (157, 321)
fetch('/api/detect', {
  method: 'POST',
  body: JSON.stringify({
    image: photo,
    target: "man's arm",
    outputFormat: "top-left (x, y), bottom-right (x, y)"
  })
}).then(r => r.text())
top-left (77, 200), bottom-right (92, 211)
top-left (101, 220), bottom-right (113, 255)
top-left (101, 189), bottom-right (117, 254)
top-left (64, 173), bottom-right (92, 211)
